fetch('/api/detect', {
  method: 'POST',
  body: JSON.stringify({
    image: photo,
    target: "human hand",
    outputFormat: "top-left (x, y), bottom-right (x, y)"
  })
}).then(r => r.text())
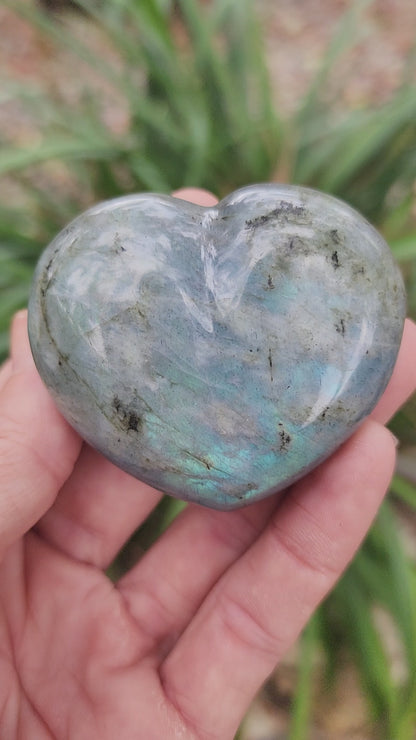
top-left (1, 188), bottom-right (415, 740)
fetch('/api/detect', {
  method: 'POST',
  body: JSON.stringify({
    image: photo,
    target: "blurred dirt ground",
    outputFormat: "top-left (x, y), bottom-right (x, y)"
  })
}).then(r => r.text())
top-left (1, 2), bottom-right (416, 738)
top-left (2, 1), bottom-right (416, 93)
top-left (2, 0), bottom-right (416, 137)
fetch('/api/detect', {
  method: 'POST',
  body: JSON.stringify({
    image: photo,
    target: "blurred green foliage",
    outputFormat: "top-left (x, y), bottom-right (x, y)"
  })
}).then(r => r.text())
top-left (1, 0), bottom-right (416, 737)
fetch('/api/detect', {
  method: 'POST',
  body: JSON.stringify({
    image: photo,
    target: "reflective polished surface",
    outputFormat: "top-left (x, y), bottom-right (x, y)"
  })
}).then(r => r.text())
top-left (28, 185), bottom-right (406, 509)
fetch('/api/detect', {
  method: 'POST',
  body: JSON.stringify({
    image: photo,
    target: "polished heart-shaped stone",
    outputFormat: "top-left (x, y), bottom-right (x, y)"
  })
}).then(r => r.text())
top-left (28, 184), bottom-right (406, 510)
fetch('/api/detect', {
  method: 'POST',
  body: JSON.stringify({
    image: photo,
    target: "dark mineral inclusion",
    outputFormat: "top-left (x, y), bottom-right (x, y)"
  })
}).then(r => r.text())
top-left (28, 184), bottom-right (406, 510)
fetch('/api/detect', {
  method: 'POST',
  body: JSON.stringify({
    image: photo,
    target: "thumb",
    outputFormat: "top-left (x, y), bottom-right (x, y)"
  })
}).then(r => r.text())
top-left (0, 311), bottom-right (82, 560)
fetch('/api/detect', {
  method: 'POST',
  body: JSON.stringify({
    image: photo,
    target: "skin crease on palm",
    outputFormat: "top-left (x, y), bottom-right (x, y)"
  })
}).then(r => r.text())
top-left (0, 188), bottom-right (415, 740)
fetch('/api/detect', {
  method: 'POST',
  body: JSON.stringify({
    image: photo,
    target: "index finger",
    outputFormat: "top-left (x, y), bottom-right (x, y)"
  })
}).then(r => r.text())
top-left (0, 312), bottom-right (82, 560)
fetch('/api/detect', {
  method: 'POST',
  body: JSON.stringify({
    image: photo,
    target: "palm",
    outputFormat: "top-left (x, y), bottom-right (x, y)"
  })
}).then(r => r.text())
top-left (1, 530), bottom-right (183, 739)
top-left (1, 534), bottom-right (138, 737)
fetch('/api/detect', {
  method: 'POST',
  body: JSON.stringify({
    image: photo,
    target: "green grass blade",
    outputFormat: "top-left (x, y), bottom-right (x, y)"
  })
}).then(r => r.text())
top-left (331, 570), bottom-right (398, 728)
top-left (296, 0), bottom-right (374, 125)
top-left (390, 234), bottom-right (416, 262)
top-left (390, 400), bottom-right (416, 447)
top-left (289, 614), bottom-right (320, 740)
top-left (373, 503), bottom-right (416, 668)
top-left (0, 138), bottom-right (122, 177)
top-left (391, 475), bottom-right (416, 509)
top-left (320, 92), bottom-right (416, 193)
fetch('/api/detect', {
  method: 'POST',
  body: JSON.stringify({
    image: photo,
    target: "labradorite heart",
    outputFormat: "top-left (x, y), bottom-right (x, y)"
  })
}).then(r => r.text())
top-left (28, 184), bottom-right (406, 510)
